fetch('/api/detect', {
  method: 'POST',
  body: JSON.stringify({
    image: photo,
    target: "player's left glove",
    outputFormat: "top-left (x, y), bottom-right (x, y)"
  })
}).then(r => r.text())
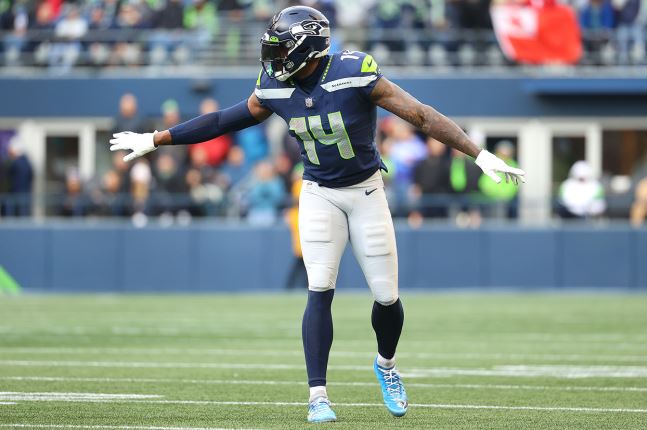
top-left (109, 131), bottom-right (158, 162)
top-left (475, 150), bottom-right (526, 185)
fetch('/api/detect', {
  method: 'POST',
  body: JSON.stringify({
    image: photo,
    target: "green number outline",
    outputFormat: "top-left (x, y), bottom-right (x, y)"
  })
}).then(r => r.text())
top-left (289, 111), bottom-right (354, 165)
top-left (289, 117), bottom-right (320, 165)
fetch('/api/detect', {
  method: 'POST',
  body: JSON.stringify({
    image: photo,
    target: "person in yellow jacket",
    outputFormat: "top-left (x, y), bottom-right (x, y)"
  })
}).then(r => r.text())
top-left (478, 140), bottom-right (519, 218)
top-left (285, 167), bottom-right (308, 289)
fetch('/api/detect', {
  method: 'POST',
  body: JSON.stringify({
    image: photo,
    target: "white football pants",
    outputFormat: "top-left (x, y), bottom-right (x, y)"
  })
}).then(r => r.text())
top-left (298, 171), bottom-right (399, 305)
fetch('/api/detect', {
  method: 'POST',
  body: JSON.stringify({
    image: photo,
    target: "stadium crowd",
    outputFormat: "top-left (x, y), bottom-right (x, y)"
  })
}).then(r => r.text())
top-left (0, 92), bottom-right (527, 226)
top-left (0, 0), bottom-right (646, 70)
top-left (4, 92), bottom-right (647, 226)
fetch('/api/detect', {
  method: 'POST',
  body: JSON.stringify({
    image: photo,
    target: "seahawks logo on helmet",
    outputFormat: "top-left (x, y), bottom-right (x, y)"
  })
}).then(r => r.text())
top-left (259, 6), bottom-right (331, 82)
top-left (290, 21), bottom-right (326, 37)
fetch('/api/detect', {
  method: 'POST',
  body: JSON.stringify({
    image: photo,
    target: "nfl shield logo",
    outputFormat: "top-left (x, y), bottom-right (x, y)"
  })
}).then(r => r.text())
top-left (305, 97), bottom-right (314, 108)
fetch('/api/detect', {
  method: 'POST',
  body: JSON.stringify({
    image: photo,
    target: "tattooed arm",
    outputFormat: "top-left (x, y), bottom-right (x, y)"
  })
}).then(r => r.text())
top-left (369, 77), bottom-right (525, 184)
top-left (369, 77), bottom-right (480, 158)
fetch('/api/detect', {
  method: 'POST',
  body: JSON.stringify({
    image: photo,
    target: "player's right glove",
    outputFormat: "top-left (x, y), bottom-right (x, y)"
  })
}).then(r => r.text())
top-left (475, 149), bottom-right (526, 185)
top-left (110, 131), bottom-right (158, 162)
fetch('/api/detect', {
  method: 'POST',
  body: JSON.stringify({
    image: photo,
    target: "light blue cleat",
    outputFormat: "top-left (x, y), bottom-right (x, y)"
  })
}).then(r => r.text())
top-left (374, 358), bottom-right (408, 417)
top-left (307, 397), bottom-right (337, 423)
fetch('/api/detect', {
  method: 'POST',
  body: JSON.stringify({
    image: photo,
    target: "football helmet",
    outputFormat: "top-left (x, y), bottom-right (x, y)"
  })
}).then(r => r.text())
top-left (260, 6), bottom-right (331, 81)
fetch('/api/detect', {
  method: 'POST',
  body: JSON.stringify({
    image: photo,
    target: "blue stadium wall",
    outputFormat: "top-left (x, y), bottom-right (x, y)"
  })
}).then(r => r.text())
top-left (1, 73), bottom-right (647, 118)
top-left (1, 224), bottom-right (646, 291)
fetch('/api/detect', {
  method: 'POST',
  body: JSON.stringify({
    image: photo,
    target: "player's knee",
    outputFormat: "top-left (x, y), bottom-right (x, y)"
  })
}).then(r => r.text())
top-left (370, 278), bottom-right (398, 306)
top-left (306, 264), bottom-right (337, 292)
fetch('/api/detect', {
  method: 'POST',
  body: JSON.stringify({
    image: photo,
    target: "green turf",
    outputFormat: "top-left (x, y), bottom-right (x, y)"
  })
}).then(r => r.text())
top-left (1, 293), bottom-right (647, 429)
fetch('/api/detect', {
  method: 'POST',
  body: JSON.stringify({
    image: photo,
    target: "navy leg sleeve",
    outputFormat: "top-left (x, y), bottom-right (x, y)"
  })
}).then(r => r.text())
top-left (371, 298), bottom-right (404, 360)
top-left (302, 290), bottom-right (334, 387)
top-left (168, 99), bottom-right (259, 145)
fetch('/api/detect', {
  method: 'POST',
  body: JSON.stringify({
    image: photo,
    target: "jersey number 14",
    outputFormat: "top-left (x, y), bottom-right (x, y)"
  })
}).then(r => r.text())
top-left (289, 111), bottom-right (355, 165)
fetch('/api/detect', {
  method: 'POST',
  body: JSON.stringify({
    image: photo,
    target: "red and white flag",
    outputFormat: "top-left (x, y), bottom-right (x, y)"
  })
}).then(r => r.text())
top-left (491, 0), bottom-right (582, 65)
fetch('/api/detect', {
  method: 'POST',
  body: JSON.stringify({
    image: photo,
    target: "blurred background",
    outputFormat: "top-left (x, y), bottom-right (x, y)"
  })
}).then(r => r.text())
top-left (0, 0), bottom-right (646, 292)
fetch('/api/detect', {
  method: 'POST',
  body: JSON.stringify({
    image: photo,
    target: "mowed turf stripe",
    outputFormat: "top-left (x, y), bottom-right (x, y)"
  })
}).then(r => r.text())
top-left (4, 360), bottom-right (647, 378)
top-left (2, 347), bottom-right (647, 363)
top-left (2, 396), bottom-right (647, 414)
top-left (0, 425), bottom-right (263, 430)
top-left (3, 376), bottom-right (647, 393)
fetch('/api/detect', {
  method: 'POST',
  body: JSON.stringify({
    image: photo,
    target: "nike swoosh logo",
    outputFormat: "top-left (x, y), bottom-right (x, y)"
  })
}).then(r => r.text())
top-left (367, 59), bottom-right (373, 67)
top-left (365, 188), bottom-right (378, 196)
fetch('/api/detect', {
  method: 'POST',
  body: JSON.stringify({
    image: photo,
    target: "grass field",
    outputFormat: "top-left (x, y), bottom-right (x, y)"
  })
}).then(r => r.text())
top-left (1, 293), bottom-right (647, 430)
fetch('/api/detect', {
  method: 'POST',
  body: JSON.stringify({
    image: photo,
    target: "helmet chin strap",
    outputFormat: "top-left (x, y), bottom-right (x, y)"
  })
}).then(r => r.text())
top-left (275, 47), bottom-right (329, 82)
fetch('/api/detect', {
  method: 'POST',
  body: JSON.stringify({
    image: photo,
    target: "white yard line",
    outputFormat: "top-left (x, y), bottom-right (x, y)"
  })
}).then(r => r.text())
top-left (2, 395), bottom-right (646, 414)
top-left (3, 360), bottom-right (647, 378)
top-left (0, 402), bottom-right (16, 405)
top-left (1, 347), bottom-right (646, 363)
top-left (0, 425), bottom-right (262, 430)
top-left (3, 376), bottom-right (647, 393)
top-left (0, 392), bottom-right (163, 402)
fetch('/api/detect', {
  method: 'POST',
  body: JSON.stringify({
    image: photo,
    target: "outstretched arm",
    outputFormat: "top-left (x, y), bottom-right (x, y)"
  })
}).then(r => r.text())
top-left (110, 93), bottom-right (273, 162)
top-left (370, 77), bottom-right (525, 184)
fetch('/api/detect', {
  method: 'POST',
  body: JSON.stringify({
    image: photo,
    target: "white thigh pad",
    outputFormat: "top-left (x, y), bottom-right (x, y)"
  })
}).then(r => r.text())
top-left (361, 223), bottom-right (393, 257)
top-left (302, 211), bottom-right (333, 243)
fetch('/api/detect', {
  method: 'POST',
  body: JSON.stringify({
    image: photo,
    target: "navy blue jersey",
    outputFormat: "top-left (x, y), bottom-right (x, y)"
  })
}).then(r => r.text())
top-left (255, 51), bottom-right (383, 188)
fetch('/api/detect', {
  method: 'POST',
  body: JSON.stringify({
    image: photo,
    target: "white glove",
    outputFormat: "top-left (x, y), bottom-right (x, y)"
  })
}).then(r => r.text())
top-left (475, 150), bottom-right (526, 185)
top-left (109, 131), bottom-right (158, 162)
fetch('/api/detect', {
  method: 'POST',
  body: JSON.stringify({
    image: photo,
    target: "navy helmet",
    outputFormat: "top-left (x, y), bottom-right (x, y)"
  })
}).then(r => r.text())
top-left (260, 6), bottom-right (331, 81)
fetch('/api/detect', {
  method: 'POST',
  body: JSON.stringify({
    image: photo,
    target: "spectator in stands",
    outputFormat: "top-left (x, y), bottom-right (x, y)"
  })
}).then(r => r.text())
top-left (112, 150), bottom-right (132, 194)
top-left (59, 168), bottom-right (88, 217)
top-left (558, 160), bottom-right (606, 219)
top-left (93, 169), bottom-right (129, 216)
top-left (188, 98), bottom-right (232, 167)
top-left (479, 140), bottom-right (519, 218)
top-left (237, 124), bottom-right (269, 165)
top-left (183, 0), bottom-right (217, 48)
top-left (50, 4), bottom-right (88, 72)
top-left (5, 137), bottom-right (33, 216)
top-left (245, 159), bottom-right (286, 225)
top-left (630, 177), bottom-right (647, 226)
top-left (1, 0), bottom-right (29, 66)
top-left (450, 148), bottom-right (483, 227)
top-left (130, 158), bottom-right (152, 223)
top-left (111, 2), bottom-right (145, 65)
top-left (386, 117), bottom-right (427, 215)
top-left (152, 152), bottom-right (186, 215)
top-left (579, 0), bottom-right (615, 61)
top-left (160, 98), bottom-right (181, 130)
top-left (411, 137), bottom-right (451, 218)
top-left (113, 93), bottom-right (147, 134)
top-left (220, 145), bottom-right (249, 189)
top-left (185, 151), bottom-right (225, 216)
top-left (150, 0), bottom-right (185, 63)
top-left (614, 0), bottom-right (644, 64)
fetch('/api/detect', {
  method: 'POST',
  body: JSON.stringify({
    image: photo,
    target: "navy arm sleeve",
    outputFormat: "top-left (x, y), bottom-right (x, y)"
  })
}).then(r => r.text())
top-left (168, 99), bottom-right (259, 145)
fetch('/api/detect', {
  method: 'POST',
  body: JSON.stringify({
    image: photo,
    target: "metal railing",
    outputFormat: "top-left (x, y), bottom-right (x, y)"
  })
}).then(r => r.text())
top-left (1, 26), bottom-right (644, 72)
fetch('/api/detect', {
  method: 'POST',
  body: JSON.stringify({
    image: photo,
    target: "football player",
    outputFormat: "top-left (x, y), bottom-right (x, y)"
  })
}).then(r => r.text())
top-left (110, 5), bottom-right (525, 423)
